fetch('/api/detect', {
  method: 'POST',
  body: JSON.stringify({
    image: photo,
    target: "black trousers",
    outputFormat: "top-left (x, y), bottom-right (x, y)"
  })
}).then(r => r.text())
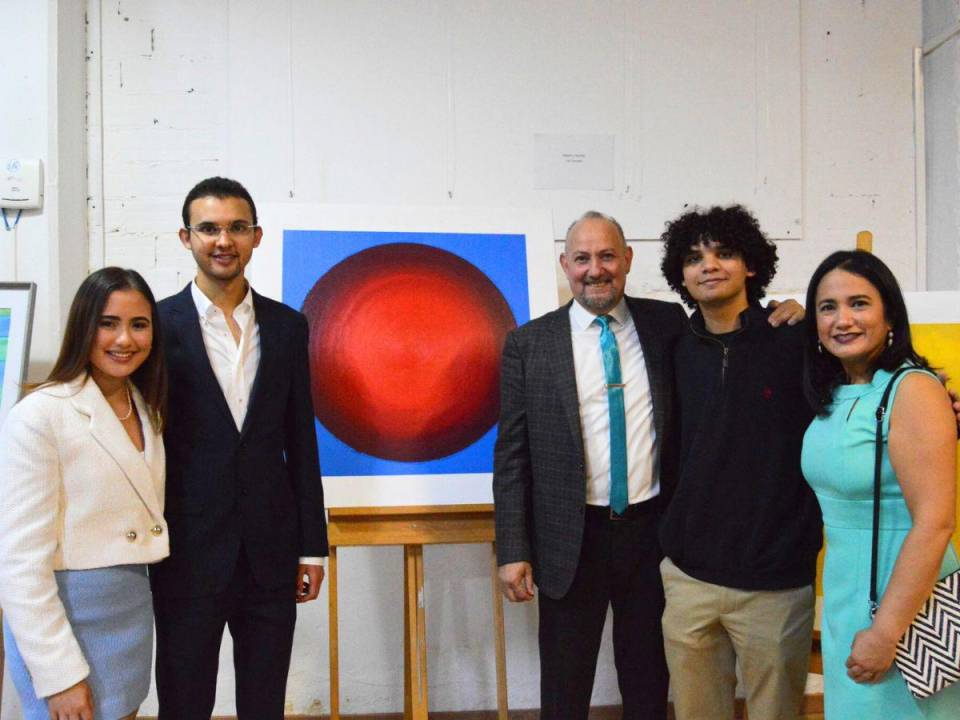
top-left (538, 499), bottom-right (669, 720)
top-left (153, 548), bottom-right (296, 720)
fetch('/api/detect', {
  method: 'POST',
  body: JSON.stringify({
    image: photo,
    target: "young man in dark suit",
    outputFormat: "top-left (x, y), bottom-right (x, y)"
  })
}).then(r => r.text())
top-left (493, 211), bottom-right (687, 719)
top-left (151, 177), bottom-right (328, 719)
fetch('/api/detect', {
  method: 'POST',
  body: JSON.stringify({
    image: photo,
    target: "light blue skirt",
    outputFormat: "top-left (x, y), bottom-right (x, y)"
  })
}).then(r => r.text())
top-left (3, 564), bottom-right (153, 720)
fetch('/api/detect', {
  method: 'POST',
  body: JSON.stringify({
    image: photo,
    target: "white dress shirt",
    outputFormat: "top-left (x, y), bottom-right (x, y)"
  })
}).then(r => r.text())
top-left (569, 297), bottom-right (658, 506)
top-left (190, 282), bottom-right (322, 566)
top-left (191, 282), bottom-right (258, 430)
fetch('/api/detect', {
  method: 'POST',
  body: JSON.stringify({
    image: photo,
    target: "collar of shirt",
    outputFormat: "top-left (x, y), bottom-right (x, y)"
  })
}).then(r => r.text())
top-left (189, 280), bottom-right (260, 431)
top-left (568, 296), bottom-right (630, 332)
top-left (190, 281), bottom-right (255, 324)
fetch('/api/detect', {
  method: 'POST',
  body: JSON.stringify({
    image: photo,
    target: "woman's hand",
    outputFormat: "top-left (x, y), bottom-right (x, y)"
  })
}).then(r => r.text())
top-left (47, 679), bottom-right (94, 720)
top-left (845, 626), bottom-right (898, 684)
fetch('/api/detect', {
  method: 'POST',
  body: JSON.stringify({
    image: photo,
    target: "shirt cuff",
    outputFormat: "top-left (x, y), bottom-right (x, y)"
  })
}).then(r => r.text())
top-left (298, 556), bottom-right (325, 566)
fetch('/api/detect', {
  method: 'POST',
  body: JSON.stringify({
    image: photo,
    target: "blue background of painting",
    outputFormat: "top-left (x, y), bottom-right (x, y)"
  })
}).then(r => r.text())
top-left (283, 230), bottom-right (529, 476)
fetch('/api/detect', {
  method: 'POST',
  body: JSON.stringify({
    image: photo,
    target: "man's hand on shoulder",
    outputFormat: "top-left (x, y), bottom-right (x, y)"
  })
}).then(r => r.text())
top-left (498, 561), bottom-right (535, 602)
top-left (296, 563), bottom-right (324, 603)
top-left (931, 373), bottom-right (960, 437)
top-left (947, 385), bottom-right (960, 438)
top-left (766, 298), bottom-right (805, 327)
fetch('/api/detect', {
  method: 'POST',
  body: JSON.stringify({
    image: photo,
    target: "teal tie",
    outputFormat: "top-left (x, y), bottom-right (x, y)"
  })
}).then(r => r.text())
top-left (596, 315), bottom-right (628, 515)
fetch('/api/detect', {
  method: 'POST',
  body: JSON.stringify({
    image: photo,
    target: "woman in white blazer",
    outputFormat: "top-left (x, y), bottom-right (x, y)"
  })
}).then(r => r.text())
top-left (0, 267), bottom-right (169, 720)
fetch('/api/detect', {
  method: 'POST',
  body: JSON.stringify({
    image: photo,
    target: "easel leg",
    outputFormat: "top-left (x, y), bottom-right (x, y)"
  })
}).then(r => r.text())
top-left (329, 547), bottom-right (339, 720)
top-left (491, 544), bottom-right (508, 719)
top-left (414, 547), bottom-right (428, 715)
top-left (403, 544), bottom-right (429, 719)
top-left (404, 549), bottom-right (412, 717)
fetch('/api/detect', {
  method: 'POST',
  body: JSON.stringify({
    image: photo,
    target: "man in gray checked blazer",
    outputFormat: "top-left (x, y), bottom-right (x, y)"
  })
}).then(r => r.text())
top-left (493, 210), bottom-right (687, 719)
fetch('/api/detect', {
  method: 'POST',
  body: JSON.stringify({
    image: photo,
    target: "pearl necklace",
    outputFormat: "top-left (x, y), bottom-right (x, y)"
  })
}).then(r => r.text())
top-left (117, 383), bottom-right (133, 421)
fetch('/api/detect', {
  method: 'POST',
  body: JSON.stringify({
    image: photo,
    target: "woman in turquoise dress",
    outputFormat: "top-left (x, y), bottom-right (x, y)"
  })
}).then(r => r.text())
top-left (801, 250), bottom-right (960, 718)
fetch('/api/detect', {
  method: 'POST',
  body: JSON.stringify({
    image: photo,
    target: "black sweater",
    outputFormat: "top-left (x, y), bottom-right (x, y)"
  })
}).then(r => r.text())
top-left (659, 304), bottom-right (822, 590)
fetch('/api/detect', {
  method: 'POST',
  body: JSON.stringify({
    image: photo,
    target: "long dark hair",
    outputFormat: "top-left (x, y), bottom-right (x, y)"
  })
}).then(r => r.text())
top-left (803, 250), bottom-right (931, 415)
top-left (32, 267), bottom-right (167, 431)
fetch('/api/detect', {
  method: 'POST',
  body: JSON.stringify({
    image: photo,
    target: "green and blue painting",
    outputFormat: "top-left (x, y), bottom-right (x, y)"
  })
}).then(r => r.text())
top-left (0, 308), bottom-right (10, 407)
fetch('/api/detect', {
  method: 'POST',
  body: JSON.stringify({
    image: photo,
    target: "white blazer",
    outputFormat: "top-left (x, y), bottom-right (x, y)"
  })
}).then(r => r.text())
top-left (0, 375), bottom-right (168, 698)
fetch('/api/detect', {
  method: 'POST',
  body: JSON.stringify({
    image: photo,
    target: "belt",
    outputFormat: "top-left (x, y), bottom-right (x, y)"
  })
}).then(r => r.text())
top-left (585, 496), bottom-right (660, 521)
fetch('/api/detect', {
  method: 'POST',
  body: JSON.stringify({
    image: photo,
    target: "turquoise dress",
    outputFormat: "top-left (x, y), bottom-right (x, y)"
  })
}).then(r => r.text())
top-left (801, 366), bottom-right (960, 718)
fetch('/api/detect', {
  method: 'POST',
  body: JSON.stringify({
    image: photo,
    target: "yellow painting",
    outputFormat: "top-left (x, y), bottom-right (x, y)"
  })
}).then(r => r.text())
top-left (911, 323), bottom-right (960, 553)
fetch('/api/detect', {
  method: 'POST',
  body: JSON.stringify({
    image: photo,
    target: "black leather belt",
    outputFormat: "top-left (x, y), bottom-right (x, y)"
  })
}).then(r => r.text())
top-left (585, 496), bottom-right (659, 520)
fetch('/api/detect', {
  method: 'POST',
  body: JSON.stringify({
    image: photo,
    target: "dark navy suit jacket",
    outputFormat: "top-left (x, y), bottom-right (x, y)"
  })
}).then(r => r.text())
top-left (151, 284), bottom-right (328, 599)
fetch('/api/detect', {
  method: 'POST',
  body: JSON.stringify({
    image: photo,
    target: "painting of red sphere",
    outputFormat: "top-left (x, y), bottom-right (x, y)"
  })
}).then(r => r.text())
top-left (301, 242), bottom-right (517, 462)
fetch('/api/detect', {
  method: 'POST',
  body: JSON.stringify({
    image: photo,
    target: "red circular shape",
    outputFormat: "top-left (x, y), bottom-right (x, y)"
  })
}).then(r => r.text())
top-left (301, 243), bottom-right (516, 462)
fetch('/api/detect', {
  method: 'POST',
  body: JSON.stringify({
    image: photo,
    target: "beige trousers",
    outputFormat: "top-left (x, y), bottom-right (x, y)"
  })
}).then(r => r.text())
top-left (660, 556), bottom-right (815, 720)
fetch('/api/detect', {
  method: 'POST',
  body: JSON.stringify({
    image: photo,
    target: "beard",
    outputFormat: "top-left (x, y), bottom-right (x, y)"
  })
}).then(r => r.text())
top-left (576, 281), bottom-right (620, 314)
top-left (577, 291), bottom-right (620, 315)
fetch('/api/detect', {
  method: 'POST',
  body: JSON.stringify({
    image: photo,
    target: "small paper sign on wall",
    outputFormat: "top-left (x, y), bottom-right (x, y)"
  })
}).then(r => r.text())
top-left (534, 133), bottom-right (615, 191)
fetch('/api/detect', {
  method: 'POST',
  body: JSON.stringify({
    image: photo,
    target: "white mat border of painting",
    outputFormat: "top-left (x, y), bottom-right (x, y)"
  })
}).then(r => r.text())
top-left (248, 203), bottom-right (557, 507)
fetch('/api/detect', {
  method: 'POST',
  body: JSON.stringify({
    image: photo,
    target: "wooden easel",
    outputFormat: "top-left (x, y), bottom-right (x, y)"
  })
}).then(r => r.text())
top-left (327, 504), bottom-right (508, 720)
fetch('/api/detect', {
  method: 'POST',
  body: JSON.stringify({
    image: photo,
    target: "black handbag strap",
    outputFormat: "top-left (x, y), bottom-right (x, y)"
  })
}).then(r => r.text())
top-left (869, 367), bottom-right (913, 612)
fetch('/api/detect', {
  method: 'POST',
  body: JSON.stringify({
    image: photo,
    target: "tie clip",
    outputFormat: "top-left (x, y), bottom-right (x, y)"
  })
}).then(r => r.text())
top-left (606, 383), bottom-right (625, 388)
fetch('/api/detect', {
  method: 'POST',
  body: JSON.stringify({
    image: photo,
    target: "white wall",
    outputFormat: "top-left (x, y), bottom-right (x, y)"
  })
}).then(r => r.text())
top-left (1, 0), bottom-right (87, 714)
top-left (924, 0), bottom-right (960, 291)
top-left (0, 0), bottom-right (87, 375)
top-left (629, 0), bottom-right (924, 305)
top-left (89, 1), bottom-right (924, 309)
top-left (2, 1), bottom-right (925, 717)
top-left (222, 1), bottom-right (803, 241)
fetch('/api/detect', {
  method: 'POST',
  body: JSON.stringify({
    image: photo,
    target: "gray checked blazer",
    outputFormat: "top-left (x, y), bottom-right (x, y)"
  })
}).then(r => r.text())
top-left (493, 296), bottom-right (687, 599)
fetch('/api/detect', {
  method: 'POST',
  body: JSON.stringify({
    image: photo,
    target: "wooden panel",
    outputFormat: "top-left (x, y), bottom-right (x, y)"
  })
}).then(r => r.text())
top-left (330, 504), bottom-right (493, 517)
top-left (328, 505), bottom-right (495, 547)
top-left (142, 699), bottom-right (828, 719)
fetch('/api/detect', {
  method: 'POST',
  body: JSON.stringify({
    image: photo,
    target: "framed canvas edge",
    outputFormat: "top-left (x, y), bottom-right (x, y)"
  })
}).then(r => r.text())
top-left (244, 204), bottom-right (556, 507)
top-left (0, 281), bottom-right (38, 426)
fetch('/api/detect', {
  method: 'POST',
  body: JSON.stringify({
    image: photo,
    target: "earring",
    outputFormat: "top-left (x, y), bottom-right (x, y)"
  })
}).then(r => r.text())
top-left (887, 330), bottom-right (893, 347)
top-left (817, 340), bottom-right (823, 354)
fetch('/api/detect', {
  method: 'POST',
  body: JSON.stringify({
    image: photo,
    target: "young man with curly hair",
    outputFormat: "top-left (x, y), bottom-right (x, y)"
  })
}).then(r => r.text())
top-left (658, 205), bottom-right (822, 720)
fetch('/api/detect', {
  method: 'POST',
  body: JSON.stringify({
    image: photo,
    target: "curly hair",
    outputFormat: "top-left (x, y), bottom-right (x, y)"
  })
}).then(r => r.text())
top-left (660, 204), bottom-right (778, 308)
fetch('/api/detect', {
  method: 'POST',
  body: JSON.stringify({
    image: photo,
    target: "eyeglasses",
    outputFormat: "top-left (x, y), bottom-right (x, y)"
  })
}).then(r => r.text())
top-left (186, 222), bottom-right (260, 240)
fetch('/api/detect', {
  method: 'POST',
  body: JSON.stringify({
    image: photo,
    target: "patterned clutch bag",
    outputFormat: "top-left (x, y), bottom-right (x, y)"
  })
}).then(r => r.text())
top-left (890, 572), bottom-right (960, 698)
top-left (869, 368), bottom-right (960, 699)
